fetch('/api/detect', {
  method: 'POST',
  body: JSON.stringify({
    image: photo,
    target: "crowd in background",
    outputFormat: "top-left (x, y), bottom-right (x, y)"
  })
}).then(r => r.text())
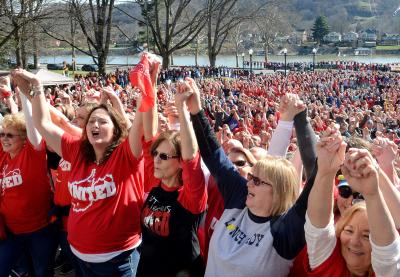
top-left (0, 60), bottom-right (399, 277)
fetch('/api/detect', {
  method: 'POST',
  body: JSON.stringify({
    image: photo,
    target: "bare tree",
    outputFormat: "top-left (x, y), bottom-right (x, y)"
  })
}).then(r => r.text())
top-left (206, 0), bottom-right (273, 67)
top-left (0, 0), bottom-right (50, 67)
top-left (255, 5), bottom-right (291, 62)
top-left (42, 0), bottom-right (115, 74)
top-left (194, 31), bottom-right (207, 67)
top-left (120, 0), bottom-right (209, 69)
top-left (230, 22), bottom-right (245, 67)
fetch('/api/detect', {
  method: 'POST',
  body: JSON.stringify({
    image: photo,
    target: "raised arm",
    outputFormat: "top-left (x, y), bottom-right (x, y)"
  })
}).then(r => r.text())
top-left (305, 127), bottom-right (346, 269)
top-left (48, 104), bottom-right (82, 137)
top-left (19, 92), bottom-right (42, 149)
top-left (175, 81), bottom-right (198, 160)
top-left (342, 149), bottom-right (398, 246)
top-left (12, 69), bottom-right (64, 157)
top-left (0, 78), bottom-right (18, 114)
top-left (342, 148), bottom-right (400, 276)
top-left (372, 137), bottom-right (400, 186)
top-left (187, 78), bottom-right (247, 208)
top-left (268, 93), bottom-right (305, 157)
top-left (293, 106), bottom-right (317, 180)
top-left (129, 55), bottom-right (160, 158)
top-left (101, 87), bottom-right (132, 129)
top-left (308, 127), bottom-right (346, 228)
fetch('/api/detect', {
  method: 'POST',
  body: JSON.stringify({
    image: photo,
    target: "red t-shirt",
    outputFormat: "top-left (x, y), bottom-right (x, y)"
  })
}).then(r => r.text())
top-left (54, 158), bottom-right (73, 230)
top-left (293, 240), bottom-right (375, 277)
top-left (0, 141), bottom-right (52, 234)
top-left (201, 176), bottom-right (224, 261)
top-left (62, 133), bottom-right (144, 254)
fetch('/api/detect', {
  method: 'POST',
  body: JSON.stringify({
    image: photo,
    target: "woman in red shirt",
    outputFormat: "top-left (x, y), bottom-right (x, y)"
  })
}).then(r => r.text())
top-left (137, 79), bottom-right (207, 277)
top-left (12, 65), bottom-right (154, 276)
top-left (304, 129), bottom-right (400, 277)
top-left (0, 88), bottom-right (56, 276)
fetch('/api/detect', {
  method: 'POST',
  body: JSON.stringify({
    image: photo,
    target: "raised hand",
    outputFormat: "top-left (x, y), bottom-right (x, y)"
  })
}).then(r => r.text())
top-left (0, 76), bottom-right (12, 98)
top-left (100, 86), bottom-right (115, 104)
top-left (174, 80), bottom-right (193, 110)
top-left (185, 77), bottom-right (202, 114)
top-left (341, 148), bottom-right (379, 197)
top-left (164, 101), bottom-right (179, 128)
top-left (316, 126), bottom-right (346, 175)
top-left (147, 53), bottom-right (161, 88)
top-left (279, 93), bottom-right (306, 121)
top-left (11, 69), bottom-right (42, 98)
top-left (371, 137), bottom-right (398, 167)
top-left (0, 83), bottom-right (11, 98)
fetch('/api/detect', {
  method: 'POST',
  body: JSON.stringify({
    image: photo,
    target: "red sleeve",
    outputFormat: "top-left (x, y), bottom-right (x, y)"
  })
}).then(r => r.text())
top-left (303, 241), bottom-right (349, 277)
top-left (178, 152), bottom-right (207, 214)
top-left (142, 138), bottom-right (160, 193)
top-left (61, 132), bottom-right (82, 162)
top-left (0, 214), bottom-right (6, 240)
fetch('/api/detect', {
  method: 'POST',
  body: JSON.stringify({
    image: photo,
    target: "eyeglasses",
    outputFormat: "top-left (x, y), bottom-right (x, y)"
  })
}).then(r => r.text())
top-left (247, 173), bottom-right (271, 187)
top-left (232, 160), bottom-right (248, 167)
top-left (151, 150), bottom-right (179, 161)
top-left (338, 186), bottom-right (364, 201)
top-left (0, 133), bottom-right (21, 139)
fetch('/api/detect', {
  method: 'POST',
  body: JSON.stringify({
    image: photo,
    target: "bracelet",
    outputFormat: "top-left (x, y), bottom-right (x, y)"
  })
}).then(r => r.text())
top-left (29, 84), bottom-right (44, 98)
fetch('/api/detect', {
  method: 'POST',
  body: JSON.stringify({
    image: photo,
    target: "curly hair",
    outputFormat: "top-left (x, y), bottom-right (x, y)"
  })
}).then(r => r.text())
top-left (2, 113), bottom-right (27, 139)
top-left (80, 104), bottom-right (129, 164)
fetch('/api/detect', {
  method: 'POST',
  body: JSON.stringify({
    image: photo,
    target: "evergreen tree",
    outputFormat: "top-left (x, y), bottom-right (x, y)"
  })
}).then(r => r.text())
top-left (312, 16), bottom-right (330, 44)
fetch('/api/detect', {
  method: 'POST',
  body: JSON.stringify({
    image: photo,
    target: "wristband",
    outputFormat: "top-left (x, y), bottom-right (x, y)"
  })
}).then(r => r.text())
top-left (2, 90), bottom-right (11, 98)
top-left (29, 84), bottom-right (44, 98)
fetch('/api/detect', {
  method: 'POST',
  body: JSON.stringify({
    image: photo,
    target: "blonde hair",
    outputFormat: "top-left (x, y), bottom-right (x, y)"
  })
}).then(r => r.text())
top-left (335, 201), bottom-right (367, 237)
top-left (2, 113), bottom-right (27, 138)
top-left (253, 156), bottom-right (299, 216)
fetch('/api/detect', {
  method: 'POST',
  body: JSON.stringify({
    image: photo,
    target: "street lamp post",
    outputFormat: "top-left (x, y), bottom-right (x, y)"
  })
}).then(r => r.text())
top-left (283, 48), bottom-right (287, 76)
top-left (241, 53), bottom-right (245, 71)
top-left (312, 48), bottom-right (317, 72)
top-left (249, 48), bottom-right (253, 75)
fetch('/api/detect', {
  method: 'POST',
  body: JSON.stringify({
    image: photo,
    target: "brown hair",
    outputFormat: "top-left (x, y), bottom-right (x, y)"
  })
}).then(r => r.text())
top-left (80, 104), bottom-right (128, 164)
top-left (345, 136), bottom-right (372, 152)
top-left (150, 130), bottom-right (183, 185)
top-left (252, 156), bottom-right (299, 216)
top-left (229, 146), bottom-right (257, 166)
top-left (54, 104), bottom-right (75, 121)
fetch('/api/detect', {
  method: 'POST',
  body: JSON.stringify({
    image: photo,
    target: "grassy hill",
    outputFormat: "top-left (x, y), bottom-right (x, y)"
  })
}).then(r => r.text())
top-left (282, 0), bottom-right (400, 33)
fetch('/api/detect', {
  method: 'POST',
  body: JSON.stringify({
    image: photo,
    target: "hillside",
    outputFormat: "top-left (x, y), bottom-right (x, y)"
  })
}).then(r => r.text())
top-left (282, 0), bottom-right (400, 33)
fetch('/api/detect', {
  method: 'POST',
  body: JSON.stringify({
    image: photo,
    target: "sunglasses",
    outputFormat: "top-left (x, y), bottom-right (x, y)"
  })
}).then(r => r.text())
top-left (0, 133), bottom-right (21, 139)
top-left (151, 150), bottom-right (179, 161)
top-left (338, 186), bottom-right (364, 200)
top-left (232, 160), bottom-right (248, 167)
top-left (247, 173), bottom-right (271, 187)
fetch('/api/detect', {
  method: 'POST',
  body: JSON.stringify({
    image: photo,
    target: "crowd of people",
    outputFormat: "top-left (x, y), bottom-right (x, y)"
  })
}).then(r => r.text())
top-left (0, 52), bottom-right (399, 277)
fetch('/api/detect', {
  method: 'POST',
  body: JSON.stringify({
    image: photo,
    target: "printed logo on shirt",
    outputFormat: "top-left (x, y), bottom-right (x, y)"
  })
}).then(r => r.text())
top-left (59, 159), bottom-right (71, 171)
top-left (224, 218), bottom-right (265, 247)
top-left (68, 169), bottom-right (117, 212)
top-left (141, 195), bottom-right (171, 237)
top-left (0, 165), bottom-right (23, 194)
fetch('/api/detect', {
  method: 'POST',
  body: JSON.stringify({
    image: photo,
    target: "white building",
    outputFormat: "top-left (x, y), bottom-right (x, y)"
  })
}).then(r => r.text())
top-left (342, 32), bottom-right (359, 42)
top-left (323, 32), bottom-right (342, 43)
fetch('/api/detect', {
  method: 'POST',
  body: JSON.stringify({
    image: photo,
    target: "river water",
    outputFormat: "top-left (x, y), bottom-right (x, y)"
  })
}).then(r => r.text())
top-left (39, 54), bottom-right (400, 67)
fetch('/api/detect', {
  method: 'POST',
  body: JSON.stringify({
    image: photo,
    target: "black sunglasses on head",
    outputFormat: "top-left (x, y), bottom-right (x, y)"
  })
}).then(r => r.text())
top-left (338, 186), bottom-right (364, 201)
top-left (151, 150), bottom-right (179, 161)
